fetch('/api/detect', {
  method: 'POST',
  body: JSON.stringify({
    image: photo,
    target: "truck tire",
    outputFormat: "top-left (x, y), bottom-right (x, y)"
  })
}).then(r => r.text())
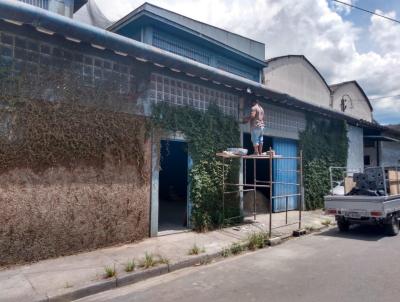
top-left (337, 219), bottom-right (350, 232)
top-left (385, 216), bottom-right (399, 236)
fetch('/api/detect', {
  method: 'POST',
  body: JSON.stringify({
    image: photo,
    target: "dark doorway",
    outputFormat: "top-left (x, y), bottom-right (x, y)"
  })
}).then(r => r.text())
top-left (158, 140), bottom-right (188, 232)
top-left (243, 133), bottom-right (273, 214)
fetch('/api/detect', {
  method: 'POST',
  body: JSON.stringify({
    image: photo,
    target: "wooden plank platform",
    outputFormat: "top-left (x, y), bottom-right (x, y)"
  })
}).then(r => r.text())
top-left (216, 152), bottom-right (286, 159)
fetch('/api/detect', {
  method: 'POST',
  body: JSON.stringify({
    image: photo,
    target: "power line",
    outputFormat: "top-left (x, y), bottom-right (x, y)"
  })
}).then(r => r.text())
top-left (332, 0), bottom-right (400, 24)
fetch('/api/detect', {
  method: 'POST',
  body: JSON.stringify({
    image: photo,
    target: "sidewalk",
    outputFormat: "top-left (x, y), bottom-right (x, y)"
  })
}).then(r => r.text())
top-left (0, 210), bottom-right (333, 302)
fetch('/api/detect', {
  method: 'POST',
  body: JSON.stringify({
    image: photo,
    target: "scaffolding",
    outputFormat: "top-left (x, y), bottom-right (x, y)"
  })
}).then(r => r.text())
top-left (216, 148), bottom-right (304, 238)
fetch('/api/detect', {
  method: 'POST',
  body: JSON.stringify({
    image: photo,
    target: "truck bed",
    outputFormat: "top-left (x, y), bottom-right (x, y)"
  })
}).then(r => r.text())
top-left (325, 195), bottom-right (400, 218)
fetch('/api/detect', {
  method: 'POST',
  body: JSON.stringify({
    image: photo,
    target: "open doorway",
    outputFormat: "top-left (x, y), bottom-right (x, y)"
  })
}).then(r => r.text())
top-left (158, 140), bottom-right (188, 233)
top-left (243, 133), bottom-right (273, 215)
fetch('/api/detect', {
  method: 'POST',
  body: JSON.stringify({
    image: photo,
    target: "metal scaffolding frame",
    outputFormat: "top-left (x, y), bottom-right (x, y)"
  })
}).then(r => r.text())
top-left (217, 148), bottom-right (304, 238)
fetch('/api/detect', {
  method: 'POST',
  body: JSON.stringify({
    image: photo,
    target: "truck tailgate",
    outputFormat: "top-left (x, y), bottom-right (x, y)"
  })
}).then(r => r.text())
top-left (325, 195), bottom-right (400, 217)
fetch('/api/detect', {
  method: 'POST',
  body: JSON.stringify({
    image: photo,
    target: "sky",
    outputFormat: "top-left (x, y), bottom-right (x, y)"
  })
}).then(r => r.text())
top-left (92, 0), bottom-right (400, 124)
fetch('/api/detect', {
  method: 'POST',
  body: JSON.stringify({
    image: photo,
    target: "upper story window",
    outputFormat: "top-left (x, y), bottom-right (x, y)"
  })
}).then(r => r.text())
top-left (17, 0), bottom-right (75, 17)
top-left (153, 30), bottom-right (211, 66)
top-left (152, 29), bottom-right (260, 82)
top-left (19, 0), bottom-right (49, 9)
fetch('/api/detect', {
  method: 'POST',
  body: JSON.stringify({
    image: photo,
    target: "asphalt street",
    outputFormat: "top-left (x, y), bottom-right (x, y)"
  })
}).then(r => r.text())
top-left (77, 225), bottom-right (400, 302)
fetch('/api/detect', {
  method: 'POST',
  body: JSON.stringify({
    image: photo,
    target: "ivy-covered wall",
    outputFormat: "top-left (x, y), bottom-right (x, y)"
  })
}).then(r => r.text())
top-left (299, 114), bottom-right (348, 210)
top-left (152, 103), bottom-right (240, 231)
top-left (0, 100), bottom-right (151, 266)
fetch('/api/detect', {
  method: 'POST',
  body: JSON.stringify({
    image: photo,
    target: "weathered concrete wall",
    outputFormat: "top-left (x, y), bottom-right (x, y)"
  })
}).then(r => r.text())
top-left (347, 125), bottom-right (364, 172)
top-left (380, 141), bottom-right (400, 167)
top-left (263, 56), bottom-right (331, 108)
top-left (0, 153), bottom-right (151, 266)
top-left (331, 82), bottom-right (372, 122)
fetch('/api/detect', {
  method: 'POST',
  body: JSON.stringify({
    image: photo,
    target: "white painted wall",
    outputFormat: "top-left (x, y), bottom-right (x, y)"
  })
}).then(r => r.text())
top-left (347, 125), bottom-right (364, 172)
top-left (380, 141), bottom-right (400, 167)
top-left (263, 56), bottom-right (331, 108)
top-left (331, 82), bottom-right (372, 122)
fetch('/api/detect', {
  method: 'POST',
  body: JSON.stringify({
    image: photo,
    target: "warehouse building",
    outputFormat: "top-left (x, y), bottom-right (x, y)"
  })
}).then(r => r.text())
top-left (0, 0), bottom-right (399, 264)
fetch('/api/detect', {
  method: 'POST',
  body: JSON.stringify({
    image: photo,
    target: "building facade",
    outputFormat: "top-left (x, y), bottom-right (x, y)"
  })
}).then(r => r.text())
top-left (0, 0), bottom-right (399, 264)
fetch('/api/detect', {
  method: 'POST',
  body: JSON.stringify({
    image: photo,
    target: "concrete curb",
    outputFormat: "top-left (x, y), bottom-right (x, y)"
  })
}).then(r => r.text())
top-left (38, 227), bottom-right (333, 302)
top-left (41, 252), bottom-right (223, 302)
top-left (46, 278), bottom-right (117, 302)
top-left (267, 237), bottom-right (282, 246)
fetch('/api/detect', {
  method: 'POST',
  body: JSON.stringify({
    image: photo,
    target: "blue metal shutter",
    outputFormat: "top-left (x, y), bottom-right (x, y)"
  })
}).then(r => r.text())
top-left (272, 138), bottom-right (298, 212)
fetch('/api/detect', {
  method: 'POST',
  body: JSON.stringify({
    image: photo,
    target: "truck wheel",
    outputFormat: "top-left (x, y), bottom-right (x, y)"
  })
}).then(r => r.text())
top-left (385, 216), bottom-right (399, 236)
top-left (337, 220), bottom-right (350, 232)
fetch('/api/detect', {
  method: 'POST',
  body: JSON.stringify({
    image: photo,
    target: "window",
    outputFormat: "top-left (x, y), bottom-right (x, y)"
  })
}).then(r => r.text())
top-left (149, 73), bottom-right (238, 116)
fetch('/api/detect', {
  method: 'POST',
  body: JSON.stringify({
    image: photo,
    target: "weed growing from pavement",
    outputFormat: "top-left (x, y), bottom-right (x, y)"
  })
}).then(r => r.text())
top-left (140, 253), bottom-right (156, 269)
top-left (220, 247), bottom-right (231, 258)
top-left (230, 242), bottom-right (244, 255)
top-left (157, 255), bottom-right (170, 265)
top-left (104, 264), bottom-right (116, 278)
top-left (188, 244), bottom-right (205, 255)
top-left (247, 232), bottom-right (266, 250)
top-left (125, 260), bottom-right (135, 272)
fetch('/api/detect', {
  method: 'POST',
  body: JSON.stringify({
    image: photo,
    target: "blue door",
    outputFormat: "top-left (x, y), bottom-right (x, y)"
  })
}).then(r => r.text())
top-left (272, 138), bottom-right (298, 212)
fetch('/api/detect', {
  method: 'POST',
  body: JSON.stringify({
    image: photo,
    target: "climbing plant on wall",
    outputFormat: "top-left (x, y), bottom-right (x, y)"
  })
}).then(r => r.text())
top-left (152, 102), bottom-right (240, 231)
top-left (299, 114), bottom-right (348, 210)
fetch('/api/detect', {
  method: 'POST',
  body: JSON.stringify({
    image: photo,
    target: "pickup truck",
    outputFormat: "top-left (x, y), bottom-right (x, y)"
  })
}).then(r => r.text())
top-left (324, 166), bottom-right (400, 236)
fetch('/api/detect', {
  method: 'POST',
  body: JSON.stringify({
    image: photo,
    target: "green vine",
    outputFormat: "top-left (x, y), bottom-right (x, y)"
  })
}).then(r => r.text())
top-left (152, 102), bottom-right (240, 231)
top-left (299, 114), bottom-right (348, 209)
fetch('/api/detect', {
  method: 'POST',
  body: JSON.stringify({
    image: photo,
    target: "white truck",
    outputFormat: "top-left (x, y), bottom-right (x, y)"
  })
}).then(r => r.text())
top-left (324, 166), bottom-right (400, 236)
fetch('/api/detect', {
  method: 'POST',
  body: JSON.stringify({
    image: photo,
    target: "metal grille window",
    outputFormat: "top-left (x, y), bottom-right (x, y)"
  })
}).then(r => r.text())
top-left (153, 31), bottom-right (211, 65)
top-left (265, 104), bottom-right (306, 133)
top-left (18, 0), bottom-right (49, 9)
top-left (217, 58), bottom-right (259, 82)
top-left (149, 73), bottom-right (238, 117)
top-left (152, 30), bottom-right (260, 82)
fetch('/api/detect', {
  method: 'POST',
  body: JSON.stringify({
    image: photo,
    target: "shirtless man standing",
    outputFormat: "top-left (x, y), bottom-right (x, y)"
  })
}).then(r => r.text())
top-left (243, 99), bottom-right (265, 155)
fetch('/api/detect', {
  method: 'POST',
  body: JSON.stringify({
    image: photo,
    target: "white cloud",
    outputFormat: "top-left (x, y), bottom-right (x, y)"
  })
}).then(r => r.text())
top-left (369, 10), bottom-right (400, 54)
top-left (93, 0), bottom-right (399, 124)
top-left (331, 0), bottom-right (355, 15)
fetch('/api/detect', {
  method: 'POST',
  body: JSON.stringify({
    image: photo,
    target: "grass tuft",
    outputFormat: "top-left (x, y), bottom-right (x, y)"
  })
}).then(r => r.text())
top-left (140, 252), bottom-right (157, 269)
top-left (247, 232), bottom-right (266, 250)
top-left (188, 244), bottom-right (205, 255)
top-left (220, 247), bottom-right (231, 258)
top-left (125, 260), bottom-right (135, 272)
top-left (157, 255), bottom-right (170, 265)
top-left (230, 242), bottom-right (244, 255)
top-left (104, 264), bottom-right (116, 278)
